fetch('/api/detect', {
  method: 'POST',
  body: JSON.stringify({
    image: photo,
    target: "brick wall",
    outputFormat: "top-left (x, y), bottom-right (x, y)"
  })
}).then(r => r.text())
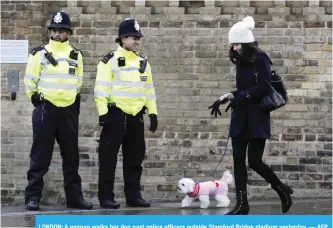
top-left (1, 0), bottom-right (332, 205)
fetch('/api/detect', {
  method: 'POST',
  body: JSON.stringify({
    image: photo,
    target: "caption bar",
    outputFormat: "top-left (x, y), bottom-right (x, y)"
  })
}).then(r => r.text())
top-left (36, 215), bottom-right (332, 228)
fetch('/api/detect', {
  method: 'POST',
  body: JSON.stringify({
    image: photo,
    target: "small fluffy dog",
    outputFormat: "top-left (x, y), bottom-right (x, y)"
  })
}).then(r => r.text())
top-left (177, 170), bottom-right (233, 209)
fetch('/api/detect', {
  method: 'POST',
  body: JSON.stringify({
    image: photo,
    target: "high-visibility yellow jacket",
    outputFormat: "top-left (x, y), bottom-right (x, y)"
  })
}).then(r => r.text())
top-left (94, 46), bottom-right (157, 116)
top-left (24, 39), bottom-right (83, 107)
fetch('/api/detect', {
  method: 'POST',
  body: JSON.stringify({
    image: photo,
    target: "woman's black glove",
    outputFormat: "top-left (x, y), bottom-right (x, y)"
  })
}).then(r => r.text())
top-left (208, 98), bottom-right (229, 117)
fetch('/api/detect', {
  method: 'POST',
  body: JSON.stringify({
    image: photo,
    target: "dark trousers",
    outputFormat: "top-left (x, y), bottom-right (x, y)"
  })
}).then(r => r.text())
top-left (25, 101), bottom-right (82, 204)
top-left (98, 107), bottom-right (145, 203)
top-left (231, 137), bottom-right (282, 192)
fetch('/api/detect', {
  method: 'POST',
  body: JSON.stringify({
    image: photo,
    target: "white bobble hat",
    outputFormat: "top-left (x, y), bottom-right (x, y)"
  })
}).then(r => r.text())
top-left (228, 16), bottom-right (255, 44)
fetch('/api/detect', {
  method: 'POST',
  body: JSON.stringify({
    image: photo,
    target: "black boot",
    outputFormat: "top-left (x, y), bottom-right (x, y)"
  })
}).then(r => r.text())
top-left (272, 183), bottom-right (293, 213)
top-left (225, 191), bottom-right (249, 215)
top-left (26, 200), bottom-right (40, 211)
top-left (100, 199), bottom-right (120, 209)
top-left (126, 197), bottom-right (150, 207)
top-left (67, 197), bottom-right (93, 210)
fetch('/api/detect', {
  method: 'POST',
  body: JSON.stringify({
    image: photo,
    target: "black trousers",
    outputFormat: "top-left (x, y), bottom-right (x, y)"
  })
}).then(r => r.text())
top-left (231, 137), bottom-right (282, 192)
top-left (24, 101), bottom-right (82, 204)
top-left (98, 107), bottom-right (145, 202)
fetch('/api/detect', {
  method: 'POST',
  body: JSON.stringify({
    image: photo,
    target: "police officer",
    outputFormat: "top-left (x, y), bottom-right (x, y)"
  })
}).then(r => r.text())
top-left (94, 18), bottom-right (158, 208)
top-left (23, 11), bottom-right (93, 211)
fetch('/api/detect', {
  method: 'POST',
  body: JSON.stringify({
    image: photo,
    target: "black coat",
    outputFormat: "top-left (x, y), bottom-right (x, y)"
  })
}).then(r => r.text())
top-left (228, 50), bottom-right (272, 139)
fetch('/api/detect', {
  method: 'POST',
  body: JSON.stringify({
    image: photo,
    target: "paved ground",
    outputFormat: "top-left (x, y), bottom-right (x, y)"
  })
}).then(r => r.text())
top-left (1, 199), bottom-right (332, 227)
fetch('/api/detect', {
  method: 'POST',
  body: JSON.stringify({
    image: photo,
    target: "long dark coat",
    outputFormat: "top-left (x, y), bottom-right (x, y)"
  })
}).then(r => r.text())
top-left (228, 50), bottom-right (272, 139)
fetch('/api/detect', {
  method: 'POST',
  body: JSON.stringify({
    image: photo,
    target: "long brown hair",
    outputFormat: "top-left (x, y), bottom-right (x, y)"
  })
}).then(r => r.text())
top-left (229, 41), bottom-right (259, 64)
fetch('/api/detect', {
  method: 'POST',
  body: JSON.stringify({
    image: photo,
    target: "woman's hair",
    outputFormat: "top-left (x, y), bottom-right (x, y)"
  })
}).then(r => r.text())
top-left (229, 41), bottom-right (259, 64)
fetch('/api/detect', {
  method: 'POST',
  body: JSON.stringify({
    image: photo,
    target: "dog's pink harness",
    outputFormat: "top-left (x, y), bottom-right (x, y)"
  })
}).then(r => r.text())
top-left (187, 181), bottom-right (228, 198)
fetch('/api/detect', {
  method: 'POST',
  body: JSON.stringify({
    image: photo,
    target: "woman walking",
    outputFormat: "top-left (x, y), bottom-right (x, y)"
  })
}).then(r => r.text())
top-left (209, 16), bottom-right (293, 215)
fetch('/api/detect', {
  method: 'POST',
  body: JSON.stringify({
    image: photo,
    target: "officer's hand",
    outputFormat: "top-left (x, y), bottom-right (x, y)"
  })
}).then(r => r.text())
top-left (149, 114), bottom-right (158, 133)
top-left (99, 114), bottom-right (109, 127)
top-left (31, 93), bottom-right (43, 107)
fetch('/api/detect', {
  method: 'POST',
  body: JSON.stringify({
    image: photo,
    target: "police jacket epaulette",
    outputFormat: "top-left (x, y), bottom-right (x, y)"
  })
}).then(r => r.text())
top-left (101, 52), bottom-right (114, 64)
top-left (70, 45), bottom-right (84, 56)
top-left (138, 53), bottom-right (147, 59)
top-left (30, 45), bottom-right (44, 56)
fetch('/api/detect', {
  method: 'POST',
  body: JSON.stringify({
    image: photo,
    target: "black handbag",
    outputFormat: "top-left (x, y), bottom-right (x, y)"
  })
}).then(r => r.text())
top-left (253, 60), bottom-right (288, 112)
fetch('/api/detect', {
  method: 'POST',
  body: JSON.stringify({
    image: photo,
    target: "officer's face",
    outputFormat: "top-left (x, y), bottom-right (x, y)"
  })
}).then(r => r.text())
top-left (50, 28), bottom-right (70, 42)
top-left (122, 36), bottom-right (141, 52)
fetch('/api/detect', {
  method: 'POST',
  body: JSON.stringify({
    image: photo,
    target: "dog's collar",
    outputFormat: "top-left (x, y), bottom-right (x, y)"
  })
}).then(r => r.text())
top-left (187, 184), bottom-right (200, 197)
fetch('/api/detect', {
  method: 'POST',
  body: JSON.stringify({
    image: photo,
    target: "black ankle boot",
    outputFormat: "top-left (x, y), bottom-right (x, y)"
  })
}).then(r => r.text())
top-left (225, 190), bottom-right (250, 215)
top-left (272, 183), bottom-right (293, 213)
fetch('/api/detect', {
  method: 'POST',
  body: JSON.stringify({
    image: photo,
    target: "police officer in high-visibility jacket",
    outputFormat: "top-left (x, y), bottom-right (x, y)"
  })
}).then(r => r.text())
top-left (23, 11), bottom-right (93, 211)
top-left (94, 18), bottom-right (158, 209)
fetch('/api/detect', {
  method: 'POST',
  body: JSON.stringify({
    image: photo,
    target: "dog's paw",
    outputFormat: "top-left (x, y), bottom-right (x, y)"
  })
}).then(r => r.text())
top-left (216, 202), bottom-right (229, 208)
top-left (200, 203), bottom-right (210, 209)
top-left (216, 199), bottom-right (230, 208)
top-left (181, 199), bottom-right (190, 208)
top-left (181, 202), bottom-right (190, 208)
top-left (200, 204), bottom-right (209, 209)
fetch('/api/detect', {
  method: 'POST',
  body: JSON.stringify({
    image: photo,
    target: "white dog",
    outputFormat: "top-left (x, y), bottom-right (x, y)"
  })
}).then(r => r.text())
top-left (177, 170), bottom-right (233, 209)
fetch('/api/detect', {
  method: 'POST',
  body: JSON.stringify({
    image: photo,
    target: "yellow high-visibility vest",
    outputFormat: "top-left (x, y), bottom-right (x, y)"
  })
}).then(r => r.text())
top-left (94, 45), bottom-right (157, 116)
top-left (24, 39), bottom-right (83, 107)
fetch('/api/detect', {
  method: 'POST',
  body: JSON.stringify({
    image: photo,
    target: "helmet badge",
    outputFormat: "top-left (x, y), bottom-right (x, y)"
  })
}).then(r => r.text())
top-left (134, 20), bottom-right (140, 31)
top-left (54, 12), bottom-right (63, 23)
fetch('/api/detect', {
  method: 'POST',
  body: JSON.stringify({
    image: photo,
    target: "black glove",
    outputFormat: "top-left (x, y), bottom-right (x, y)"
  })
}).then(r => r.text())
top-left (31, 93), bottom-right (44, 107)
top-left (225, 102), bottom-right (232, 112)
top-left (149, 114), bottom-right (158, 133)
top-left (208, 98), bottom-right (228, 118)
top-left (99, 114), bottom-right (109, 127)
top-left (75, 94), bottom-right (81, 115)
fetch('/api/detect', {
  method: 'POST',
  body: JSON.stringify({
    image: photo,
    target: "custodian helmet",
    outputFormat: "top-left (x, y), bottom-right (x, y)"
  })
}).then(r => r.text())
top-left (115, 18), bottom-right (144, 43)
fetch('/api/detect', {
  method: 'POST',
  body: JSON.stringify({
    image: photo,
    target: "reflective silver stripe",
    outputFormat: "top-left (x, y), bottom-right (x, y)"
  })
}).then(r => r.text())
top-left (95, 80), bottom-right (112, 87)
top-left (42, 65), bottom-right (48, 75)
top-left (77, 76), bottom-right (83, 81)
top-left (40, 73), bottom-right (77, 80)
top-left (146, 94), bottom-right (156, 100)
top-left (111, 57), bottom-right (121, 79)
top-left (112, 80), bottom-right (144, 88)
top-left (41, 58), bottom-right (78, 66)
top-left (38, 81), bottom-right (77, 90)
top-left (119, 67), bottom-right (139, 72)
top-left (25, 73), bottom-right (39, 83)
top-left (94, 91), bottom-right (109, 97)
top-left (144, 84), bottom-right (153, 89)
top-left (25, 85), bottom-right (37, 91)
top-left (111, 90), bottom-right (145, 98)
top-left (58, 58), bottom-right (78, 66)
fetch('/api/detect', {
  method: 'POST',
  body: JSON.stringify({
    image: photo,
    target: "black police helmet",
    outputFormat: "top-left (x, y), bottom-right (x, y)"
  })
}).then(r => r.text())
top-left (48, 11), bottom-right (73, 34)
top-left (115, 18), bottom-right (144, 43)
